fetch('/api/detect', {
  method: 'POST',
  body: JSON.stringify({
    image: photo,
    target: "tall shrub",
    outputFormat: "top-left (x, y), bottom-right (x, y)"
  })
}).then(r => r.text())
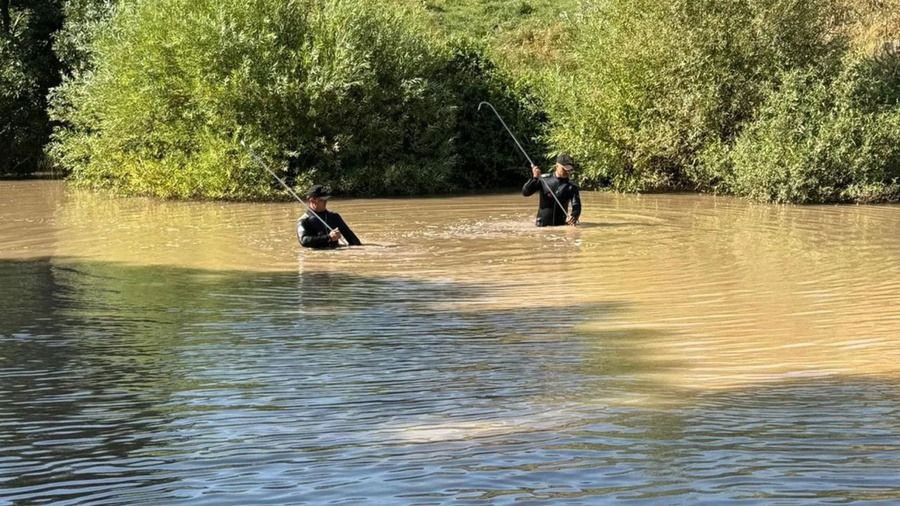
top-left (543, 0), bottom-right (847, 192)
top-left (53, 0), bottom-right (116, 73)
top-left (724, 53), bottom-right (900, 203)
top-left (439, 39), bottom-right (549, 189)
top-left (50, 0), bottom-right (471, 198)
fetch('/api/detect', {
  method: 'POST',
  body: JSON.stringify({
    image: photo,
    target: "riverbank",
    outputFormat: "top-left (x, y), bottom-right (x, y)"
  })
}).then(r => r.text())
top-left (3, 1), bottom-right (898, 203)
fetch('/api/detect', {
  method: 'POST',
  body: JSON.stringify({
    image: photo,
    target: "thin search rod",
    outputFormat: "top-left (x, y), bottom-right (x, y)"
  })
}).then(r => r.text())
top-left (477, 101), bottom-right (570, 220)
top-left (477, 101), bottom-right (534, 167)
top-left (240, 140), bottom-right (348, 246)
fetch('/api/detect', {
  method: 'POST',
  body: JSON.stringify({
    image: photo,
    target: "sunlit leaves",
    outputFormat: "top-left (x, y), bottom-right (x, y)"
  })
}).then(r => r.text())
top-left (50, 0), bottom-right (472, 198)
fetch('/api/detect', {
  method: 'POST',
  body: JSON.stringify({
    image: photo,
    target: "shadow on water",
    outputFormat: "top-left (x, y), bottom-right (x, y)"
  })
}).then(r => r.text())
top-left (0, 257), bottom-right (621, 503)
top-left (3, 257), bottom-right (900, 503)
top-left (580, 376), bottom-right (900, 503)
top-left (460, 375), bottom-right (900, 504)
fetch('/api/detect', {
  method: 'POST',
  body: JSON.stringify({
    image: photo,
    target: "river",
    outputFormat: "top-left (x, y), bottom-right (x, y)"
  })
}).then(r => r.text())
top-left (2, 180), bottom-right (899, 504)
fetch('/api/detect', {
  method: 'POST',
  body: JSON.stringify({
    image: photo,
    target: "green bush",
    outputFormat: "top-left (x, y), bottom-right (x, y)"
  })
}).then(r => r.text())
top-left (50, 0), bottom-right (537, 198)
top-left (53, 0), bottom-right (116, 73)
top-left (542, 0), bottom-right (848, 193)
top-left (722, 54), bottom-right (900, 203)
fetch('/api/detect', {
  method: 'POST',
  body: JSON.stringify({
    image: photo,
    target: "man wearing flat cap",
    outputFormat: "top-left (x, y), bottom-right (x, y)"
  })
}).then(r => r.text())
top-left (297, 184), bottom-right (362, 248)
top-left (522, 152), bottom-right (582, 227)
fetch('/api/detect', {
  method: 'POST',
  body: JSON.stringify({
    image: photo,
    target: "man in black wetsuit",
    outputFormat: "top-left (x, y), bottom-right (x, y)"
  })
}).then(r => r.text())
top-left (297, 185), bottom-right (362, 248)
top-left (522, 153), bottom-right (581, 227)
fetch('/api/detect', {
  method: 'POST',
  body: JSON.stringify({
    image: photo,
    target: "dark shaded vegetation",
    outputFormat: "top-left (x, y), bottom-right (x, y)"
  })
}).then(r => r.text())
top-left (0, 0), bottom-right (63, 175)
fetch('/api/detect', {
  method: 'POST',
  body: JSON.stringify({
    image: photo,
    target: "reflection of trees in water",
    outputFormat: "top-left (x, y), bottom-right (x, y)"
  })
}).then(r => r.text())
top-left (554, 320), bottom-right (900, 501)
top-left (469, 378), bottom-right (900, 502)
top-left (575, 327), bottom-right (689, 401)
top-left (683, 377), bottom-right (900, 502)
top-left (0, 257), bottom-right (59, 337)
top-left (0, 258), bottom-right (180, 499)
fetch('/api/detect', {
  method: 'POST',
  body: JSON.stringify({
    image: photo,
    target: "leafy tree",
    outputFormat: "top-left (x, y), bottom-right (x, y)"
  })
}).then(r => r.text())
top-left (2, 0), bottom-right (11, 34)
top-left (53, 0), bottom-right (115, 73)
top-left (0, 0), bottom-right (63, 175)
top-left (724, 53), bottom-right (900, 203)
top-left (49, 0), bottom-right (538, 198)
top-left (543, 0), bottom-right (849, 193)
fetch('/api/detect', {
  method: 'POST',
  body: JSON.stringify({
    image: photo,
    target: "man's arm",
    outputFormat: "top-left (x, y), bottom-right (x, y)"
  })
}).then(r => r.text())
top-left (335, 214), bottom-right (362, 246)
top-left (523, 178), bottom-right (542, 196)
top-left (522, 165), bottom-right (542, 196)
top-left (568, 186), bottom-right (581, 225)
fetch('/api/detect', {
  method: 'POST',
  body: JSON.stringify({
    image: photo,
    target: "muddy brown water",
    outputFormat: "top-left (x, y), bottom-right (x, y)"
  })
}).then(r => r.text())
top-left (2, 180), bottom-right (900, 503)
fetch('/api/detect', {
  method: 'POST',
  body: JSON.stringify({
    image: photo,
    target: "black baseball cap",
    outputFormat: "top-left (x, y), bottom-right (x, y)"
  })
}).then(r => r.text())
top-left (556, 153), bottom-right (577, 172)
top-left (305, 184), bottom-right (331, 199)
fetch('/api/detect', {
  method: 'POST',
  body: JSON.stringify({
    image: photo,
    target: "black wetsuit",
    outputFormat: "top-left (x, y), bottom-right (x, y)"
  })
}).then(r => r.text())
top-left (522, 174), bottom-right (581, 227)
top-left (297, 210), bottom-right (361, 248)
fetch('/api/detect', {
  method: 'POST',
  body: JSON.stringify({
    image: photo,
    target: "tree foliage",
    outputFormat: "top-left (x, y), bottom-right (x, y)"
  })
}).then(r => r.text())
top-left (6, 0), bottom-right (900, 203)
top-left (0, 0), bottom-right (63, 175)
top-left (53, 0), bottom-right (115, 73)
top-left (543, 0), bottom-right (849, 192)
top-left (723, 54), bottom-right (900, 203)
top-left (49, 0), bottom-right (539, 198)
top-left (538, 0), bottom-right (900, 202)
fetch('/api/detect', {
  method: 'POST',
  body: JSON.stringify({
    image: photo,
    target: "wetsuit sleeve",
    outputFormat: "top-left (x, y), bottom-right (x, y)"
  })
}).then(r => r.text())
top-left (571, 185), bottom-right (582, 221)
top-left (522, 177), bottom-right (541, 196)
top-left (298, 218), bottom-right (333, 248)
top-left (335, 214), bottom-right (362, 246)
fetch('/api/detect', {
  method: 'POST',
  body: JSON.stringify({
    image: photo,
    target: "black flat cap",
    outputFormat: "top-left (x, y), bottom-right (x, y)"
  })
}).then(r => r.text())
top-left (556, 153), bottom-right (577, 171)
top-left (305, 184), bottom-right (331, 199)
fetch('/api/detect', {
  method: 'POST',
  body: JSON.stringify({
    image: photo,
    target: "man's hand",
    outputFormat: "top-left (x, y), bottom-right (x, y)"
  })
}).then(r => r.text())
top-left (567, 216), bottom-right (578, 226)
top-left (329, 228), bottom-right (343, 242)
top-left (532, 165), bottom-right (541, 178)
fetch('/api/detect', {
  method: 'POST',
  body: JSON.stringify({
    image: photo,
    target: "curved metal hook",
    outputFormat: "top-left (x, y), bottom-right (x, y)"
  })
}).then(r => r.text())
top-left (477, 101), bottom-right (535, 167)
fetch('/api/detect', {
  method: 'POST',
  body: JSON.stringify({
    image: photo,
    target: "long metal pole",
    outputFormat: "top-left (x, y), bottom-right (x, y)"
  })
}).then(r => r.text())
top-left (477, 101), bottom-right (570, 221)
top-left (241, 140), bottom-right (348, 246)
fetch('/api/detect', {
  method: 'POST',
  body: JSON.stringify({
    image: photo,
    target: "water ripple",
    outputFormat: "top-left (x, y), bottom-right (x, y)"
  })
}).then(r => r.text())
top-left (1, 182), bottom-right (900, 503)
